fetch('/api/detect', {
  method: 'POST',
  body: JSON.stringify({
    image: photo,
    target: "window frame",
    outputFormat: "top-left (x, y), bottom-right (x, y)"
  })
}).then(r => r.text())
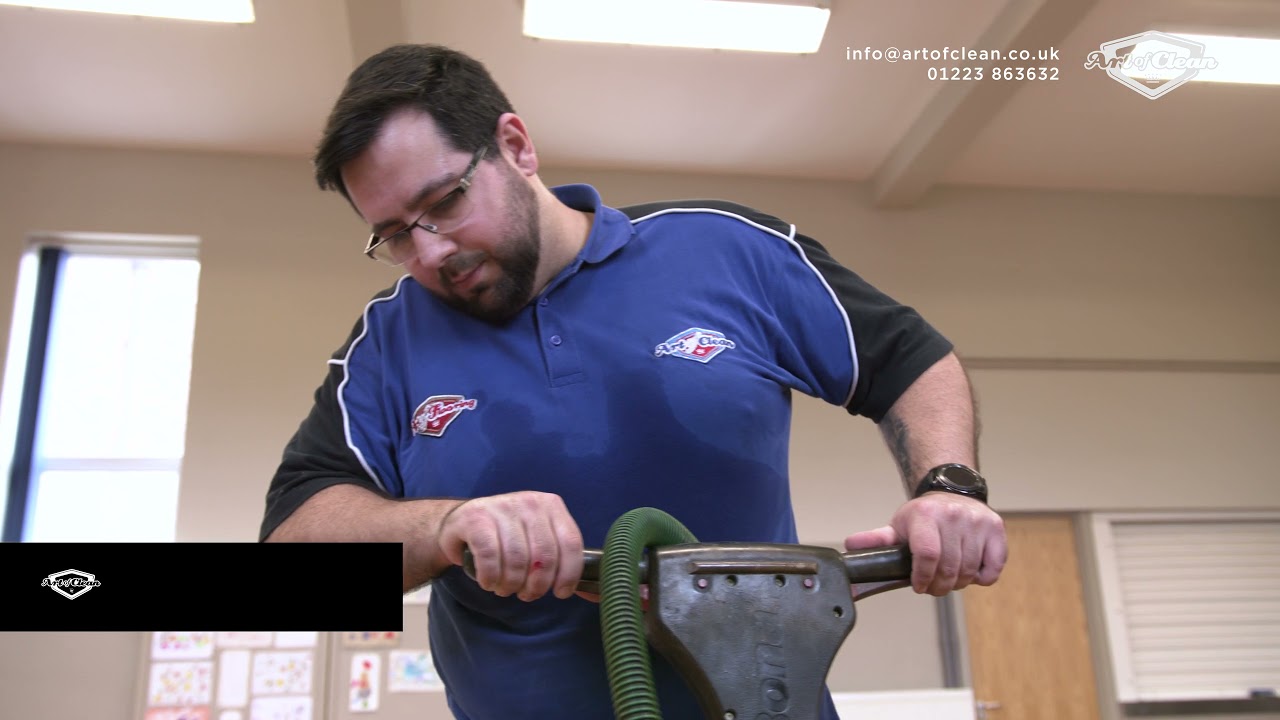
top-left (0, 233), bottom-right (200, 542)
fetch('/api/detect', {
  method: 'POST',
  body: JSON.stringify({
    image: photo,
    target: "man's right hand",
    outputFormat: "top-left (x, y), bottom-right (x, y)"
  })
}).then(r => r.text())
top-left (436, 491), bottom-right (585, 602)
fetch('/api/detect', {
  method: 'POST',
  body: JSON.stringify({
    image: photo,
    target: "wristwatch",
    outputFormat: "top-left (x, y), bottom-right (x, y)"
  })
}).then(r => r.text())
top-left (912, 463), bottom-right (988, 504)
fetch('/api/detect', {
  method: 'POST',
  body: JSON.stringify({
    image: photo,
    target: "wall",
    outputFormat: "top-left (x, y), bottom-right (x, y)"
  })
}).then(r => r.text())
top-left (0, 141), bottom-right (1276, 720)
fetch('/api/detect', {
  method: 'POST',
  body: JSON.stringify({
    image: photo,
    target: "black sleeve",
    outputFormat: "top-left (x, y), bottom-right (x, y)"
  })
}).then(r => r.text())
top-left (791, 230), bottom-right (954, 423)
top-left (258, 325), bottom-right (390, 542)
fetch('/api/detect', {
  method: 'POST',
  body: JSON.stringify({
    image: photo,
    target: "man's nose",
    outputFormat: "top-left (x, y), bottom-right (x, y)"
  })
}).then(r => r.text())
top-left (408, 225), bottom-right (457, 269)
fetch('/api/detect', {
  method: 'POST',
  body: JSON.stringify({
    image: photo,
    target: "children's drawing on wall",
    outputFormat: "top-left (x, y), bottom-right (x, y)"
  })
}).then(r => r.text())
top-left (349, 653), bottom-right (381, 712)
top-left (216, 632), bottom-right (273, 649)
top-left (144, 708), bottom-right (210, 720)
top-left (251, 651), bottom-right (313, 695)
top-left (152, 632), bottom-right (215, 660)
top-left (141, 632), bottom-right (326, 720)
top-left (148, 661), bottom-right (214, 706)
top-left (388, 650), bottom-right (443, 692)
top-left (341, 631), bottom-right (400, 648)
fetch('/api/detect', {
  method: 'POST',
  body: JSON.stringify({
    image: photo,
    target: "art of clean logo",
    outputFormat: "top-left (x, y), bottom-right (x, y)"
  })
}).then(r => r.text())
top-left (654, 328), bottom-right (737, 364)
top-left (412, 395), bottom-right (478, 437)
top-left (1084, 31), bottom-right (1219, 99)
top-left (41, 569), bottom-right (102, 600)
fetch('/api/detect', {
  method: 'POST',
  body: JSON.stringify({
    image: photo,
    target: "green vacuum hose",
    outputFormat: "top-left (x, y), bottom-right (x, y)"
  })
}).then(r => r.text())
top-left (599, 507), bottom-right (699, 720)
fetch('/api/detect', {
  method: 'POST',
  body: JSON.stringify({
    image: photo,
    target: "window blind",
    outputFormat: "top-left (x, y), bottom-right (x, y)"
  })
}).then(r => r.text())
top-left (1091, 513), bottom-right (1280, 703)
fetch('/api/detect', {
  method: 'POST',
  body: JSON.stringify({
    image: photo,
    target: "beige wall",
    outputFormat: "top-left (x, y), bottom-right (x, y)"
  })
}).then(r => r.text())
top-left (0, 141), bottom-right (1276, 720)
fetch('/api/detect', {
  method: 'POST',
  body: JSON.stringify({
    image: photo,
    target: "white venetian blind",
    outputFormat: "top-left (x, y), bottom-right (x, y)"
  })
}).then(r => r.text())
top-left (1092, 513), bottom-right (1280, 703)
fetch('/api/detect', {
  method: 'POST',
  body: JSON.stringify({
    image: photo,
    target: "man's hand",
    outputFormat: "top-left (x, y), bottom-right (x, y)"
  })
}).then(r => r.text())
top-left (844, 493), bottom-right (1006, 596)
top-left (436, 491), bottom-right (585, 602)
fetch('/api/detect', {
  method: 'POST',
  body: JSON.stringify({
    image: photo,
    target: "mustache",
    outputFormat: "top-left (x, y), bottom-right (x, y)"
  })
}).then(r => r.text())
top-left (440, 253), bottom-right (486, 284)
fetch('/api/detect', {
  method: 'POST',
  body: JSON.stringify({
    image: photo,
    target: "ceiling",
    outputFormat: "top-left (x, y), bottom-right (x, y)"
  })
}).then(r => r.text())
top-left (1, 0), bottom-right (1277, 206)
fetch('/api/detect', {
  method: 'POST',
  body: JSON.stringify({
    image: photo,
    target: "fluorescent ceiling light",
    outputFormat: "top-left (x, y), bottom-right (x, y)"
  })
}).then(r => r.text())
top-left (0, 0), bottom-right (255, 23)
top-left (523, 0), bottom-right (831, 54)
top-left (1123, 33), bottom-right (1280, 85)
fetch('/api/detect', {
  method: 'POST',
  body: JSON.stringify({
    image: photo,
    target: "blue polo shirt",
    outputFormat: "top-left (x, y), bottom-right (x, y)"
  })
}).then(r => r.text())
top-left (263, 184), bottom-right (952, 719)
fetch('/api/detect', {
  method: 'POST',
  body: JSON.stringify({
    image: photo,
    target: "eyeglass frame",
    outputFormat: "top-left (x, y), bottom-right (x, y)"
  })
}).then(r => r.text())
top-left (362, 145), bottom-right (489, 265)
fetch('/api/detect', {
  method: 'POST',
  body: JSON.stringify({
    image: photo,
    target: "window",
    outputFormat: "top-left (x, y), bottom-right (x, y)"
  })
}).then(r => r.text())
top-left (1090, 512), bottom-right (1280, 703)
top-left (1, 235), bottom-right (200, 542)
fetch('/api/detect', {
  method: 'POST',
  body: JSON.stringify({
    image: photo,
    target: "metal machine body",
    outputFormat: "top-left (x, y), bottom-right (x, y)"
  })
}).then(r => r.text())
top-left (464, 542), bottom-right (912, 720)
top-left (586, 542), bottom-right (911, 720)
top-left (647, 543), bottom-right (859, 720)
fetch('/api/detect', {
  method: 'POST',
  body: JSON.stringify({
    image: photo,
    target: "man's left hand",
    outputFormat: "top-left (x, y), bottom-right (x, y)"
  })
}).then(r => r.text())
top-left (844, 493), bottom-right (1007, 596)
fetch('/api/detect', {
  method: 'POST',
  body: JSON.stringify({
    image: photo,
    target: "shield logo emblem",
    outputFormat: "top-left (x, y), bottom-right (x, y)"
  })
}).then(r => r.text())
top-left (412, 395), bottom-right (478, 437)
top-left (42, 569), bottom-right (102, 599)
top-left (654, 328), bottom-right (737, 364)
top-left (1088, 31), bottom-right (1214, 99)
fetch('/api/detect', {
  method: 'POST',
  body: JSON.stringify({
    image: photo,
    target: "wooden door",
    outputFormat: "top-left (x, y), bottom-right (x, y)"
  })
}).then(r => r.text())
top-left (962, 515), bottom-right (1102, 719)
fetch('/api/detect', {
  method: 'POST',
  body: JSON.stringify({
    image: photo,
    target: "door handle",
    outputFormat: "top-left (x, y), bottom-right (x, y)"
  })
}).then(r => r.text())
top-left (976, 700), bottom-right (1002, 719)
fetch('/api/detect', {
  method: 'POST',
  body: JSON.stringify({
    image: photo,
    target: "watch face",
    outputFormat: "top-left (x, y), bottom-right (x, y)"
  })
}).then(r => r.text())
top-left (939, 465), bottom-right (979, 488)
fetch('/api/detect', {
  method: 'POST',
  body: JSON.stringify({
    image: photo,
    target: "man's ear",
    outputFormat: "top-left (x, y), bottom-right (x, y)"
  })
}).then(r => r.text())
top-left (494, 112), bottom-right (538, 176)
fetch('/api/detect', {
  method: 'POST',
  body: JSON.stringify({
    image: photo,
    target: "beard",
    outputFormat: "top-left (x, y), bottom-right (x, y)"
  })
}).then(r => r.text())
top-left (438, 166), bottom-right (541, 325)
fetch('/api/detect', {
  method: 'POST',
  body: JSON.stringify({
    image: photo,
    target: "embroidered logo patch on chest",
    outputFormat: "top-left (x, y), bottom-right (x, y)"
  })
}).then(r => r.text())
top-left (412, 395), bottom-right (478, 437)
top-left (654, 328), bottom-right (737, 364)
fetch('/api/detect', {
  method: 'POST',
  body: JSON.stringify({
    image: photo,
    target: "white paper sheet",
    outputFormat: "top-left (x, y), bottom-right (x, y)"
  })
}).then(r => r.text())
top-left (216, 649), bottom-right (251, 707)
top-left (249, 696), bottom-right (311, 720)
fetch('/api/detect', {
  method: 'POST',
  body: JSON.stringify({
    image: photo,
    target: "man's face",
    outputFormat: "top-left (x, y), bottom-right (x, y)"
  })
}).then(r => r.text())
top-left (342, 110), bottom-right (541, 324)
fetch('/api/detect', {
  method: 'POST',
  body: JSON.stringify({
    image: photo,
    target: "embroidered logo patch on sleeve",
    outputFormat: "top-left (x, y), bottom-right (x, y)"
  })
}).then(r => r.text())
top-left (654, 328), bottom-right (737, 364)
top-left (412, 395), bottom-right (478, 437)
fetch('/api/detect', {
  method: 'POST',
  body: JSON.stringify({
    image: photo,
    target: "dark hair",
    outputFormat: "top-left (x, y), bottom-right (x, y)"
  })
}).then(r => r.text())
top-left (312, 44), bottom-right (515, 200)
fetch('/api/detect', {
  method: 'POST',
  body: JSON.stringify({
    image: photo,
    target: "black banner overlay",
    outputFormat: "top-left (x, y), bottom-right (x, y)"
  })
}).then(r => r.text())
top-left (1, 542), bottom-right (405, 631)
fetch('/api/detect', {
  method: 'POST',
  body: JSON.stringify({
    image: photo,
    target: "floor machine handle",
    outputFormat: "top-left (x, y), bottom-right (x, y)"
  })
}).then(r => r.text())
top-left (462, 543), bottom-right (912, 599)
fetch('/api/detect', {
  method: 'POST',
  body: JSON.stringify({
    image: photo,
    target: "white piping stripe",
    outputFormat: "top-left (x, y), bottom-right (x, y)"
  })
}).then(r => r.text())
top-left (630, 207), bottom-right (860, 407)
top-left (335, 274), bottom-right (414, 493)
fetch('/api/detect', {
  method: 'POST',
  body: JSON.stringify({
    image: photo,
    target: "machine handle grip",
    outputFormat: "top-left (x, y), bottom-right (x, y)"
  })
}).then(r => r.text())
top-left (461, 544), bottom-right (911, 590)
top-left (843, 544), bottom-right (912, 583)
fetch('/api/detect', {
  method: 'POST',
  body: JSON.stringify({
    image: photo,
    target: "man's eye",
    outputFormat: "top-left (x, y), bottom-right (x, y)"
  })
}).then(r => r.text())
top-left (432, 193), bottom-right (462, 216)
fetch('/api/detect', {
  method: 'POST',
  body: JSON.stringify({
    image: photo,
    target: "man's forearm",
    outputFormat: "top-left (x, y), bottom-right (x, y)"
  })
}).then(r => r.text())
top-left (877, 352), bottom-right (978, 496)
top-left (265, 483), bottom-right (464, 592)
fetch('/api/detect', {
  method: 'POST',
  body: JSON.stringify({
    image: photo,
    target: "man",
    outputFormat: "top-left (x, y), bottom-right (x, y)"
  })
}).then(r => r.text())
top-left (261, 44), bottom-right (1006, 719)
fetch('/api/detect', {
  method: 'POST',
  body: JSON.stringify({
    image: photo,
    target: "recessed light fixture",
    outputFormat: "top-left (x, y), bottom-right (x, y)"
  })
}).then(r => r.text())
top-left (523, 0), bottom-right (831, 54)
top-left (1180, 34), bottom-right (1280, 85)
top-left (1123, 33), bottom-right (1280, 85)
top-left (0, 0), bottom-right (255, 23)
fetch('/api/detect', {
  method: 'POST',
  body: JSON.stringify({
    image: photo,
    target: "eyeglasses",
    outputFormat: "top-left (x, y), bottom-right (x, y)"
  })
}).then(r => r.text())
top-left (363, 146), bottom-right (488, 266)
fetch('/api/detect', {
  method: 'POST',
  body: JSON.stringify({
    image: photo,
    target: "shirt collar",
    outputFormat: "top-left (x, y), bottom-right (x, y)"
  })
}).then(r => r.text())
top-left (550, 184), bottom-right (635, 266)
